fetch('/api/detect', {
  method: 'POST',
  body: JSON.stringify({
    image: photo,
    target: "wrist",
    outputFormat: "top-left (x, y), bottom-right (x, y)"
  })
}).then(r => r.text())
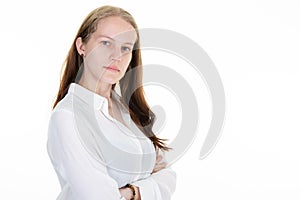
top-left (133, 185), bottom-right (141, 200)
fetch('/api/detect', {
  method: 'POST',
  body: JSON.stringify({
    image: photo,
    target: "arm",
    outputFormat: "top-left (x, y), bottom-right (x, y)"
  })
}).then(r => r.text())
top-left (131, 148), bottom-right (177, 200)
top-left (47, 109), bottom-right (125, 200)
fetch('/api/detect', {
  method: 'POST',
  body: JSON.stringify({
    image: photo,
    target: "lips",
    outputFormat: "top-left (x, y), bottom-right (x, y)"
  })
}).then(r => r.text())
top-left (104, 66), bottom-right (120, 72)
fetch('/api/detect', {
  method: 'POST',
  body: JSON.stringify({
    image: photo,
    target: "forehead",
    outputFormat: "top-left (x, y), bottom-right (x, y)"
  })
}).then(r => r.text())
top-left (95, 16), bottom-right (137, 42)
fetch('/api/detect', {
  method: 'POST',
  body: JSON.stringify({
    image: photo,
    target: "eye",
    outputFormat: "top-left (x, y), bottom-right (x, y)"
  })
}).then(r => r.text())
top-left (121, 46), bottom-right (132, 52)
top-left (101, 41), bottom-right (111, 46)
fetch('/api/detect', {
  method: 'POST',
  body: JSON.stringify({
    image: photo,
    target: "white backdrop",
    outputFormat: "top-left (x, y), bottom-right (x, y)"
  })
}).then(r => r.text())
top-left (0, 0), bottom-right (299, 199)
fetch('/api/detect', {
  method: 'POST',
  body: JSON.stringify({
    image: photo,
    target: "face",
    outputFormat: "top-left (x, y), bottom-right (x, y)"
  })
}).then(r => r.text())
top-left (77, 16), bottom-right (137, 86)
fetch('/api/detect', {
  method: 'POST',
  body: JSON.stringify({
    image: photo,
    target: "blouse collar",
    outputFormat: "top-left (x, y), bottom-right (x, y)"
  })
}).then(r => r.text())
top-left (68, 83), bottom-right (109, 110)
top-left (68, 83), bottom-right (127, 122)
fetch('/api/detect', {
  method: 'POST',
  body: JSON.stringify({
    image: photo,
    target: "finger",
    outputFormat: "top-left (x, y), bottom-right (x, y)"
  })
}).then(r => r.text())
top-left (153, 162), bottom-right (167, 172)
top-left (156, 155), bottom-right (163, 163)
top-left (152, 165), bottom-right (166, 173)
top-left (156, 162), bottom-right (167, 168)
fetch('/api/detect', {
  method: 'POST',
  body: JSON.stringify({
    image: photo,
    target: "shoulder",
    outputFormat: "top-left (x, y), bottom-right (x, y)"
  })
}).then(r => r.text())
top-left (49, 94), bottom-right (76, 133)
top-left (53, 93), bottom-right (73, 113)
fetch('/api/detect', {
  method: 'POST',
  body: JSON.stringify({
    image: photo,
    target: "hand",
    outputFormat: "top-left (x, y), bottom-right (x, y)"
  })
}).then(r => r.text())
top-left (119, 185), bottom-right (141, 200)
top-left (151, 148), bottom-right (167, 174)
top-left (119, 187), bottom-right (133, 200)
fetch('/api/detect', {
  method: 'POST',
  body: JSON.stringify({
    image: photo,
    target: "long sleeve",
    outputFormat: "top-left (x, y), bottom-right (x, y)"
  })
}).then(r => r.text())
top-left (132, 150), bottom-right (177, 200)
top-left (47, 109), bottom-right (124, 200)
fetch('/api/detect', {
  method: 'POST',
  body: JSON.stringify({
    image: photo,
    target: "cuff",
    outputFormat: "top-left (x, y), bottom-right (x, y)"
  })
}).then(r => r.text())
top-left (132, 177), bottom-right (162, 200)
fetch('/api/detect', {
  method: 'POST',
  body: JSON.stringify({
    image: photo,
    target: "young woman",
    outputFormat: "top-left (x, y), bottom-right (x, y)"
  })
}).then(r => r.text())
top-left (47, 5), bottom-right (176, 200)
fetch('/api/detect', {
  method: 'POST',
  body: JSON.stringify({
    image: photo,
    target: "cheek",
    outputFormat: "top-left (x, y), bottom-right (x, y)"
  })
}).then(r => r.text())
top-left (85, 46), bottom-right (112, 69)
top-left (121, 53), bottom-right (133, 70)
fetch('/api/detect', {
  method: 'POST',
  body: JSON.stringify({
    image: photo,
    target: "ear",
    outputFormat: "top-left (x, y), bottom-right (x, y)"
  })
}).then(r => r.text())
top-left (75, 37), bottom-right (85, 56)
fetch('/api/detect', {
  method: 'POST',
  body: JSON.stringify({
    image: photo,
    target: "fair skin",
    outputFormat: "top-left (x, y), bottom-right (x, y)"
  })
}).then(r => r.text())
top-left (75, 16), bottom-right (166, 200)
top-left (76, 16), bottom-right (136, 129)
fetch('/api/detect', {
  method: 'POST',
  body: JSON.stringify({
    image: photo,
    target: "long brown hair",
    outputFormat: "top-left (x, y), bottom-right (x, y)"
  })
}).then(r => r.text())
top-left (53, 5), bottom-right (170, 151)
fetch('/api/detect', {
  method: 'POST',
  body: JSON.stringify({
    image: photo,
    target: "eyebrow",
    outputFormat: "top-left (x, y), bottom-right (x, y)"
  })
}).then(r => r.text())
top-left (98, 35), bottom-right (135, 45)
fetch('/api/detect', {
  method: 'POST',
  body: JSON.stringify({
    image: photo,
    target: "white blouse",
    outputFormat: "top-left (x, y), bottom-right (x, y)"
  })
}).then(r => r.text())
top-left (47, 83), bottom-right (176, 200)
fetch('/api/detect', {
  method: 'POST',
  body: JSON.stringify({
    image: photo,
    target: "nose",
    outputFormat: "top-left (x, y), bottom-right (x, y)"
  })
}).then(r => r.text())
top-left (110, 48), bottom-right (122, 62)
top-left (111, 56), bottom-right (121, 62)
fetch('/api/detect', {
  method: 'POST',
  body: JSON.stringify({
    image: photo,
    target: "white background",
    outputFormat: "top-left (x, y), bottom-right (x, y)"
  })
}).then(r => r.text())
top-left (0, 0), bottom-right (300, 199)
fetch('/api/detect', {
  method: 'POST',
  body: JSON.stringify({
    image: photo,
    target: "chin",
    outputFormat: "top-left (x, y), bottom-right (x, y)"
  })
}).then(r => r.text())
top-left (102, 78), bottom-right (119, 85)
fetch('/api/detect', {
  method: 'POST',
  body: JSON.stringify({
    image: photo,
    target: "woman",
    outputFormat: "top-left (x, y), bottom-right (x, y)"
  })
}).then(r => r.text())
top-left (47, 5), bottom-right (176, 200)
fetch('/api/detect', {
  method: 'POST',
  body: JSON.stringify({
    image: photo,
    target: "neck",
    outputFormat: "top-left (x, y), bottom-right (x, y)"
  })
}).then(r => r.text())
top-left (96, 82), bottom-right (113, 99)
top-left (78, 76), bottom-right (113, 99)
